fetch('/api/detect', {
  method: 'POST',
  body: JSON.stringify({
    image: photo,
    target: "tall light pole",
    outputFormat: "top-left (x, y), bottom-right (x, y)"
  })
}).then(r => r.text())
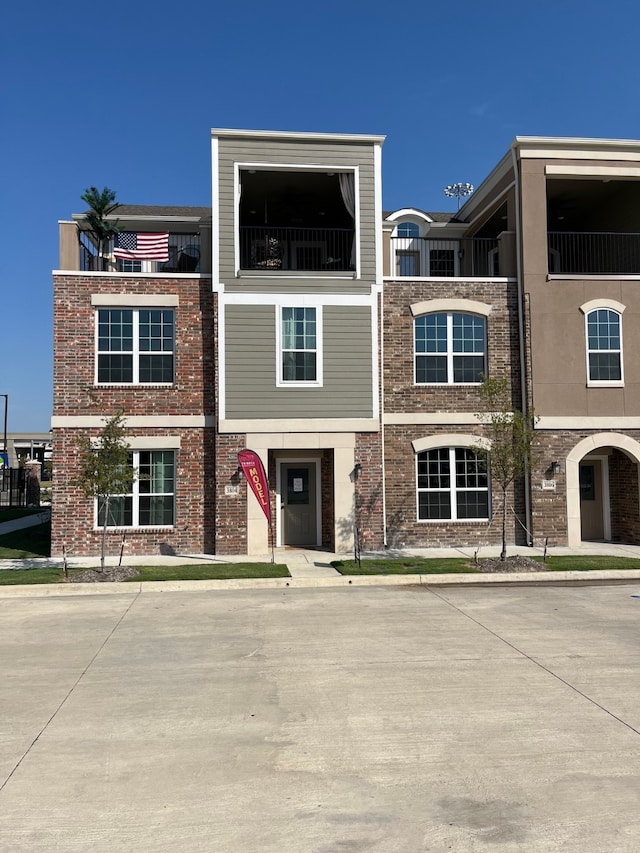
top-left (444, 182), bottom-right (475, 211)
top-left (0, 395), bottom-right (7, 469)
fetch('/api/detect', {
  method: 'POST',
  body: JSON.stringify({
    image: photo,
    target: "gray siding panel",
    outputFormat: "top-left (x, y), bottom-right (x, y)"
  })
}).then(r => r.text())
top-left (216, 137), bottom-right (378, 285)
top-left (224, 305), bottom-right (374, 419)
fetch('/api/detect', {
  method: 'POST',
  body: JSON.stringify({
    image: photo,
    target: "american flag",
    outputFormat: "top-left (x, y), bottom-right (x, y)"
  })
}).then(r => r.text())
top-left (113, 232), bottom-right (169, 261)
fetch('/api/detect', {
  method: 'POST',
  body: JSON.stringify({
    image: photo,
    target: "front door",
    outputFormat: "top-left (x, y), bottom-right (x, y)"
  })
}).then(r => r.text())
top-left (281, 463), bottom-right (317, 546)
top-left (580, 460), bottom-right (604, 540)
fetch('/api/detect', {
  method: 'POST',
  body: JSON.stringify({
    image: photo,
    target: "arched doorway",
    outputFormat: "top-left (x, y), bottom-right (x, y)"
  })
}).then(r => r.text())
top-left (566, 433), bottom-right (640, 546)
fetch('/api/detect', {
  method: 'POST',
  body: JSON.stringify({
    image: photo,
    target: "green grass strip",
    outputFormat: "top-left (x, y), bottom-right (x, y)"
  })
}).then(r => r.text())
top-left (0, 562), bottom-right (290, 585)
top-left (0, 522), bottom-right (51, 559)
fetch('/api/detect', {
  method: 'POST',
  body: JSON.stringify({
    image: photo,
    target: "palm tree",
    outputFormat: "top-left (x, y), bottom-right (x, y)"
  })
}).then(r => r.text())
top-left (80, 187), bottom-right (120, 270)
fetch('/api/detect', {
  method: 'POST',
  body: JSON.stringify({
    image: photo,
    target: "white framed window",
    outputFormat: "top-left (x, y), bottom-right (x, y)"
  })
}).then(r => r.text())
top-left (417, 447), bottom-right (489, 521)
top-left (415, 312), bottom-right (486, 384)
top-left (585, 308), bottom-right (623, 385)
top-left (396, 222), bottom-right (420, 238)
top-left (277, 306), bottom-right (323, 386)
top-left (96, 308), bottom-right (174, 384)
top-left (97, 450), bottom-right (175, 528)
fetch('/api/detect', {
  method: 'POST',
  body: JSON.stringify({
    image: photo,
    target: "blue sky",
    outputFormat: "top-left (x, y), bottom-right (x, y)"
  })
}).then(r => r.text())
top-left (2, 0), bottom-right (639, 431)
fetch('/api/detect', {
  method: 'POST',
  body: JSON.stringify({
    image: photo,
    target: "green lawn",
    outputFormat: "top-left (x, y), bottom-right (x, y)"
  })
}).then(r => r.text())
top-left (0, 522), bottom-right (51, 558)
top-left (0, 563), bottom-right (290, 585)
top-left (333, 555), bottom-right (640, 575)
top-left (0, 508), bottom-right (47, 522)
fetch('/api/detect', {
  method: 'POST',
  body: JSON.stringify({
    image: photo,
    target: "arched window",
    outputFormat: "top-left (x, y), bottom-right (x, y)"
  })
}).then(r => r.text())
top-left (585, 307), bottom-right (623, 384)
top-left (417, 447), bottom-right (489, 520)
top-left (396, 221), bottom-right (420, 238)
top-left (415, 312), bottom-right (486, 384)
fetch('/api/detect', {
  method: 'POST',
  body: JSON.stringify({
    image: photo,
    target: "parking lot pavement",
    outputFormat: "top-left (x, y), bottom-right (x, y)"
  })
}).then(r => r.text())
top-left (2, 583), bottom-right (640, 852)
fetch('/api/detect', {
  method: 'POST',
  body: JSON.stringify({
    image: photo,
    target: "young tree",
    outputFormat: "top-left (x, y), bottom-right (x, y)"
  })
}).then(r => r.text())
top-left (80, 186), bottom-right (120, 271)
top-left (73, 413), bottom-right (135, 571)
top-left (474, 377), bottom-right (537, 561)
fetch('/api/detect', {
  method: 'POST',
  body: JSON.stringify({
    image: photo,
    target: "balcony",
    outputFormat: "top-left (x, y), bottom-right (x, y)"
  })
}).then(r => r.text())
top-left (239, 226), bottom-right (354, 273)
top-left (390, 237), bottom-right (500, 278)
top-left (548, 232), bottom-right (640, 275)
top-left (79, 232), bottom-right (201, 273)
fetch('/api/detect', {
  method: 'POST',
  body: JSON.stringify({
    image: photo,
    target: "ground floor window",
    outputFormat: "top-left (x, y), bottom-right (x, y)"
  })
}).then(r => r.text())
top-left (417, 447), bottom-right (489, 520)
top-left (97, 450), bottom-right (175, 527)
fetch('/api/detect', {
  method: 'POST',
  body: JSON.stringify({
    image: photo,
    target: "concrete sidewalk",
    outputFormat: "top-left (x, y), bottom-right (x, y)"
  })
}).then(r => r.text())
top-left (0, 507), bottom-right (50, 535)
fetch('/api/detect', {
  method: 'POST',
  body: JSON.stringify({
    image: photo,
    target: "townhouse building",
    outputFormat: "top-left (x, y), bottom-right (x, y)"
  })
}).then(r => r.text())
top-left (51, 131), bottom-right (640, 558)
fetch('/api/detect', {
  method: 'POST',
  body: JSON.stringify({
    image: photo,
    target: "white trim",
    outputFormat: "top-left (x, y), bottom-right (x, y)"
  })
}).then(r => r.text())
top-left (414, 443), bottom-right (491, 523)
top-left (374, 143), bottom-right (383, 284)
top-left (583, 306), bottom-right (624, 387)
top-left (53, 270), bottom-right (205, 279)
top-left (549, 274), bottom-right (640, 282)
top-left (276, 305), bottom-right (323, 387)
top-left (93, 448), bottom-right (175, 531)
top-left (276, 456), bottom-right (322, 548)
top-left (412, 434), bottom-right (492, 453)
top-left (384, 208), bottom-right (434, 224)
top-left (51, 416), bottom-right (213, 427)
top-left (218, 297), bottom-right (226, 421)
top-left (211, 135), bottom-right (220, 288)
top-left (211, 128), bottom-right (386, 144)
top-left (536, 417), bottom-right (640, 429)
top-left (413, 311), bottom-right (486, 386)
top-left (94, 306), bottom-right (175, 386)
top-left (91, 294), bottom-right (179, 307)
top-left (234, 162), bottom-right (361, 278)
top-left (371, 283), bottom-right (381, 421)
top-left (522, 149), bottom-right (640, 161)
top-left (219, 418), bottom-right (378, 433)
top-left (580, 299), bottom-right (626, 315)
top-left (383, 276), bottom-right (515, 283)
top-left (410, 299), bottom-right (492, 318)
top-left (385, 413), bottom-right (489, 425)
top-left (546, 164), bottom-right (640, 178)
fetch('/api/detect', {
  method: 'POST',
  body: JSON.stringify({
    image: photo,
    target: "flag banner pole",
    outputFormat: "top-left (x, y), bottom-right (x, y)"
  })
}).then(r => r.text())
top-left (237, 450), bottom-right (272, 558)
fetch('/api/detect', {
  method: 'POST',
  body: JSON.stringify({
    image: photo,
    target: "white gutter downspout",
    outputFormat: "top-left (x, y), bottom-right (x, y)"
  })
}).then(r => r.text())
top-left (510, 144), bottom-right (533, 545)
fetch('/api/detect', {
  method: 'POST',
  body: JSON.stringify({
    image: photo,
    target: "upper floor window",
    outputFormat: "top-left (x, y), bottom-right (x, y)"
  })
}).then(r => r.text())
top-left (278, 306), bottom-right (322, 386)
top-left (97, 450), bottom-right (175, 527)
top-left (396, 222), bottom-right (420, 238)
top-left (417, 447), bottom-right (489, 521)
top-left (586, 308), bottom-right (622, 384)
top-left (415, 312), bottom-right (486, 384)
top-left (96, 308), bottom-right (174, 384)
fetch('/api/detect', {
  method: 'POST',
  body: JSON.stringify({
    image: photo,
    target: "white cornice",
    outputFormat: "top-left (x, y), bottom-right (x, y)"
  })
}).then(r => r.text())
top-left (211, 128), bottom-right (386, 145)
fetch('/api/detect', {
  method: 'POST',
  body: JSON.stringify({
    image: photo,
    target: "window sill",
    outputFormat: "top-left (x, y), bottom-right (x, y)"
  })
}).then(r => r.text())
top-left (94, 383), bottom-right (175, 389)
top-left (586, 381), bottom-right (624, 388)
top-left (417, 519), bottom-right (490, 524)
top-left (93, 526), bottom-right (175, 533)
top-left (414, 382), bottom-right (483, 388)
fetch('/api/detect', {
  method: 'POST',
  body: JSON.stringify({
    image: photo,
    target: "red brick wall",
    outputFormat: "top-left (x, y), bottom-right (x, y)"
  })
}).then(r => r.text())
top-left (53, 274), bottom-right (214, 417)
top-left (51, 426), bottom-right (215, 558)
top-left (52, 273), bottom-right (215, 557)
top-left (381, 277), bottom-right (524, 549)
top-left (609, 448), bottom-right (640, 543)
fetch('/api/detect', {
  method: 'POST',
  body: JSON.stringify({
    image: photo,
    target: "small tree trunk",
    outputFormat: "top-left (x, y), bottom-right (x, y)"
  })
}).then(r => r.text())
top-left (100, 495), bottom-right (109, 572)
top-left (501, 485), bottom-right (507, 561)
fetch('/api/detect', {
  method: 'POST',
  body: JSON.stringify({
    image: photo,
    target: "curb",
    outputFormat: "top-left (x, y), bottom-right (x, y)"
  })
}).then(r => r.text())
top-left (2, 569), bottom-right (640, 597)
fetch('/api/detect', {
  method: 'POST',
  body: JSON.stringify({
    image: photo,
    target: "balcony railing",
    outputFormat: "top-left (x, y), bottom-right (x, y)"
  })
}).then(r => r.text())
top-left (548, 232), bottom-right (640, 275)
top-left (240, 226), bottom-right (354, 272)
top-left (390, 237), bottom-right (500, 278)
top-left (79, 232), bottom-right (201, 273)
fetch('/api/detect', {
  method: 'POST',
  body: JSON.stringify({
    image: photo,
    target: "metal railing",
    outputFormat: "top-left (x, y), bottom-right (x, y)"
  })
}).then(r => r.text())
top-left (240, 226), bottom-right (354, 272)
top-left (79, 232), bottom-right (201, 273)
top-left (390, 237), bottom-right (500, 277)
top-left (548, 232), bottom-right (640, 275)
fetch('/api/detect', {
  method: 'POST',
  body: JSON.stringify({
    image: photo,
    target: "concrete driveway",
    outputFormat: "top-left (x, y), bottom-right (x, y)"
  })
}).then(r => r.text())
top-left (1, 583), bottom-right (640, 852)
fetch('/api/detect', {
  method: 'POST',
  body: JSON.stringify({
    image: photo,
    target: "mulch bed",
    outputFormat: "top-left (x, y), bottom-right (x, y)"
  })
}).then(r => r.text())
top-left (474, 555), bottom-right (543, 573)
top-left (66, 567), bottom-right (140, 583)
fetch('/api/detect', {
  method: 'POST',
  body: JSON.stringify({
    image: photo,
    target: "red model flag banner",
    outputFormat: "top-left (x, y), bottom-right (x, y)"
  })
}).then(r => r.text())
top-left (238, 449), bottom-right (271, 523)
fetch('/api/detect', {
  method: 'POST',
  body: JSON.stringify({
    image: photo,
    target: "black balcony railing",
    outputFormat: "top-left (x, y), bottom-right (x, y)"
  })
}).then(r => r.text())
top-left (548, 232), bottom-right (640, 275)
top-left (79, 232), bottom-right (201, 273)
top-left (240, 226), bottom-right (354, 272)
top-left (390, 237), bottom-right (500, 277)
